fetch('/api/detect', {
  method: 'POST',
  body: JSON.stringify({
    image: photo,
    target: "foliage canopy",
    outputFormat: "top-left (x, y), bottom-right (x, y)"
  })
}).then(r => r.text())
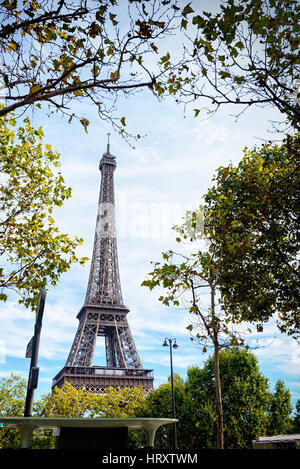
top-left (172, 0), bottom-right (300, 130)
top-left (204, 134), bottom-right (300, 338)
top-left (0, 111), bottom-right (88, 308)
top-left (0, 0), bottom-right (182, 139)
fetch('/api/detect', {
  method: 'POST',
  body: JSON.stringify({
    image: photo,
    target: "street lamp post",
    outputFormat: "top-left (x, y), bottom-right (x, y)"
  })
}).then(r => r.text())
top-left (24, 289), bottom-right (46, 417)
top-left (163, 337), bottom-right (179, 449)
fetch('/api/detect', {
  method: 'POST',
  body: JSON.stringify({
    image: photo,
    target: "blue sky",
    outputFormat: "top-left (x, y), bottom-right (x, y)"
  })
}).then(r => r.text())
top-left (0, 1), bottom-right (299, 412)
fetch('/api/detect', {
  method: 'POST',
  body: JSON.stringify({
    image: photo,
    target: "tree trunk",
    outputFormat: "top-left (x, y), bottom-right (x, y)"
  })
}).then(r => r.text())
top-left (214, 341), bottom-right (224, 449)
top-left (211, 287), bottom-right (224, 449)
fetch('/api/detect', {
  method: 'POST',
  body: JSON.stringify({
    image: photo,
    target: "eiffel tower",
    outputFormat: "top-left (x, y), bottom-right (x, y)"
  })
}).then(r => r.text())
top-left (52, 136), bottom-right (154, 394)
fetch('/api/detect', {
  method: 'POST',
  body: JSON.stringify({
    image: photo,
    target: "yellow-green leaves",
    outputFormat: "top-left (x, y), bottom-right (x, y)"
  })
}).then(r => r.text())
top-left (159, 51), bottom-right (170, 70)
top-left (218, 71), bottom-right (231, 79)
top-left (154, 82), bottom-right (165, 96)
top-left (0, 0), bottom-right (184, 142)
top-left (8, 39), bottom-right (18, 51)
top-left (40, 382), bottom-right (147, 419)
top-left (110, 69), bottom-right (120, 81)
top-left (174, 0), bottom-right (300, 130)
top-left (79, 118), bottom-right (89, 133)
top-left (182, 3), bottom-right (194, 18)
top-left (0, 112), bottom-right (88, 308)
top-left (29, 84), bottom-right (41, 95)
top-left (109, 13), bottom-right (118, 26)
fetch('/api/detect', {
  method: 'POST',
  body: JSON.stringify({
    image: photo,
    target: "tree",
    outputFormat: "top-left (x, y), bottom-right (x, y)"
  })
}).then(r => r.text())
top-left (39, 381), bottom-right (147, 419)
top-left (0, 374), bottom-right (55, 449)
top-left (204, 134), bottom-right (300, 338)
top-left (1, 1), bottom-right (299, 136)
top-left (169, 0), bottom-right (300, 130)
top-left (0, 370), bottom-right (295, 449)
top-left (144, 374), bottom-right (196, 449)
top-left (36, 382), bottom-right (148, 448)
top-left (0, 373), bottom-right (26, 416)
top-left (0, 0), bottom-right (182, 139)
top-left (267, 380), bottom-right (293, 435)
top-left (0, 112), bottom-right (88, 308)
top-left (145, 350), bottom-right (293, 449)
top-left (142, 212), bottom-right (248, 449)
top-left (0, 374), bottom-right (26, 448)
top-left (187, 349), bottom-right (271, 449)
top-left (0, 377), bottom-right (148, 448)
top-left (292, 399), bottom-right (300, 433)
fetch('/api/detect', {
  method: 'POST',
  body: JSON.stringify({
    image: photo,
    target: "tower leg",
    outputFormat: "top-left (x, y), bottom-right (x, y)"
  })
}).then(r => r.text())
top-left (66, 316), bottom-right (99, 367)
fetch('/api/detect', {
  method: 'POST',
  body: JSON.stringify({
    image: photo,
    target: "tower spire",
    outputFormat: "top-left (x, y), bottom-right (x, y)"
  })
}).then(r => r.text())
top-left (107, 132), bottom-right (110, 154)
top-left (85, 137), bottom-right (121, 306)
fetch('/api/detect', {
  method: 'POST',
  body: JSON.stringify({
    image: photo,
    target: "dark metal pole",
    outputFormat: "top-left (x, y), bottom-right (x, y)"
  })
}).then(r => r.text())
top-left (169, 340), bottom-right (177, 449)
top-left (24, 289), bottom-right (46, 417)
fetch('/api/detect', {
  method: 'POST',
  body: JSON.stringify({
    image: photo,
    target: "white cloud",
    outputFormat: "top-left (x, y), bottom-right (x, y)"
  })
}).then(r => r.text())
top-left (253, 337), bottom-right (300, 378)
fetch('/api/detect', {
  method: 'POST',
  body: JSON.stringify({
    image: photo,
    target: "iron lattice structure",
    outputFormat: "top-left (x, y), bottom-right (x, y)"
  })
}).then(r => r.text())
top-left (53, 139), bottom-right (153, 394)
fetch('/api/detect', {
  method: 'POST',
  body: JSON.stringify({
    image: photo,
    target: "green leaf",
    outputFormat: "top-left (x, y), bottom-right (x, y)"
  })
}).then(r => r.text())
top-left (233, 75), bottom-right (245, 84)
top-left (29, 84), bottom-right (41, 94)
top-left (218, 71), bottom-right (231, 79)
top-left (235, 40), bottom-right (244, 50)
top-left (159, 52), bottom-right (170, 64)
top-left (182, 3), bottom-right (194, 18)
top-left (150, 42), bottom-right (158, 53)
top-left (192, 15), bottom-right (204, 28)
top-left (109, 13), bottom-right (118, 26)
top-left (181, 19), bottom-right (188, 29)
top-left (73, 89), bottom-right (84, 97)
top-left (0, 113), bottom-right (88, 308)
top-left (110, 70), bottom-right (120, 81)
top-left (149, 20), bottom-right (165, 28)
top-left (154, 82), bottom-right (165, 96)
top-left (80, 118), bottom-right (90, 133)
